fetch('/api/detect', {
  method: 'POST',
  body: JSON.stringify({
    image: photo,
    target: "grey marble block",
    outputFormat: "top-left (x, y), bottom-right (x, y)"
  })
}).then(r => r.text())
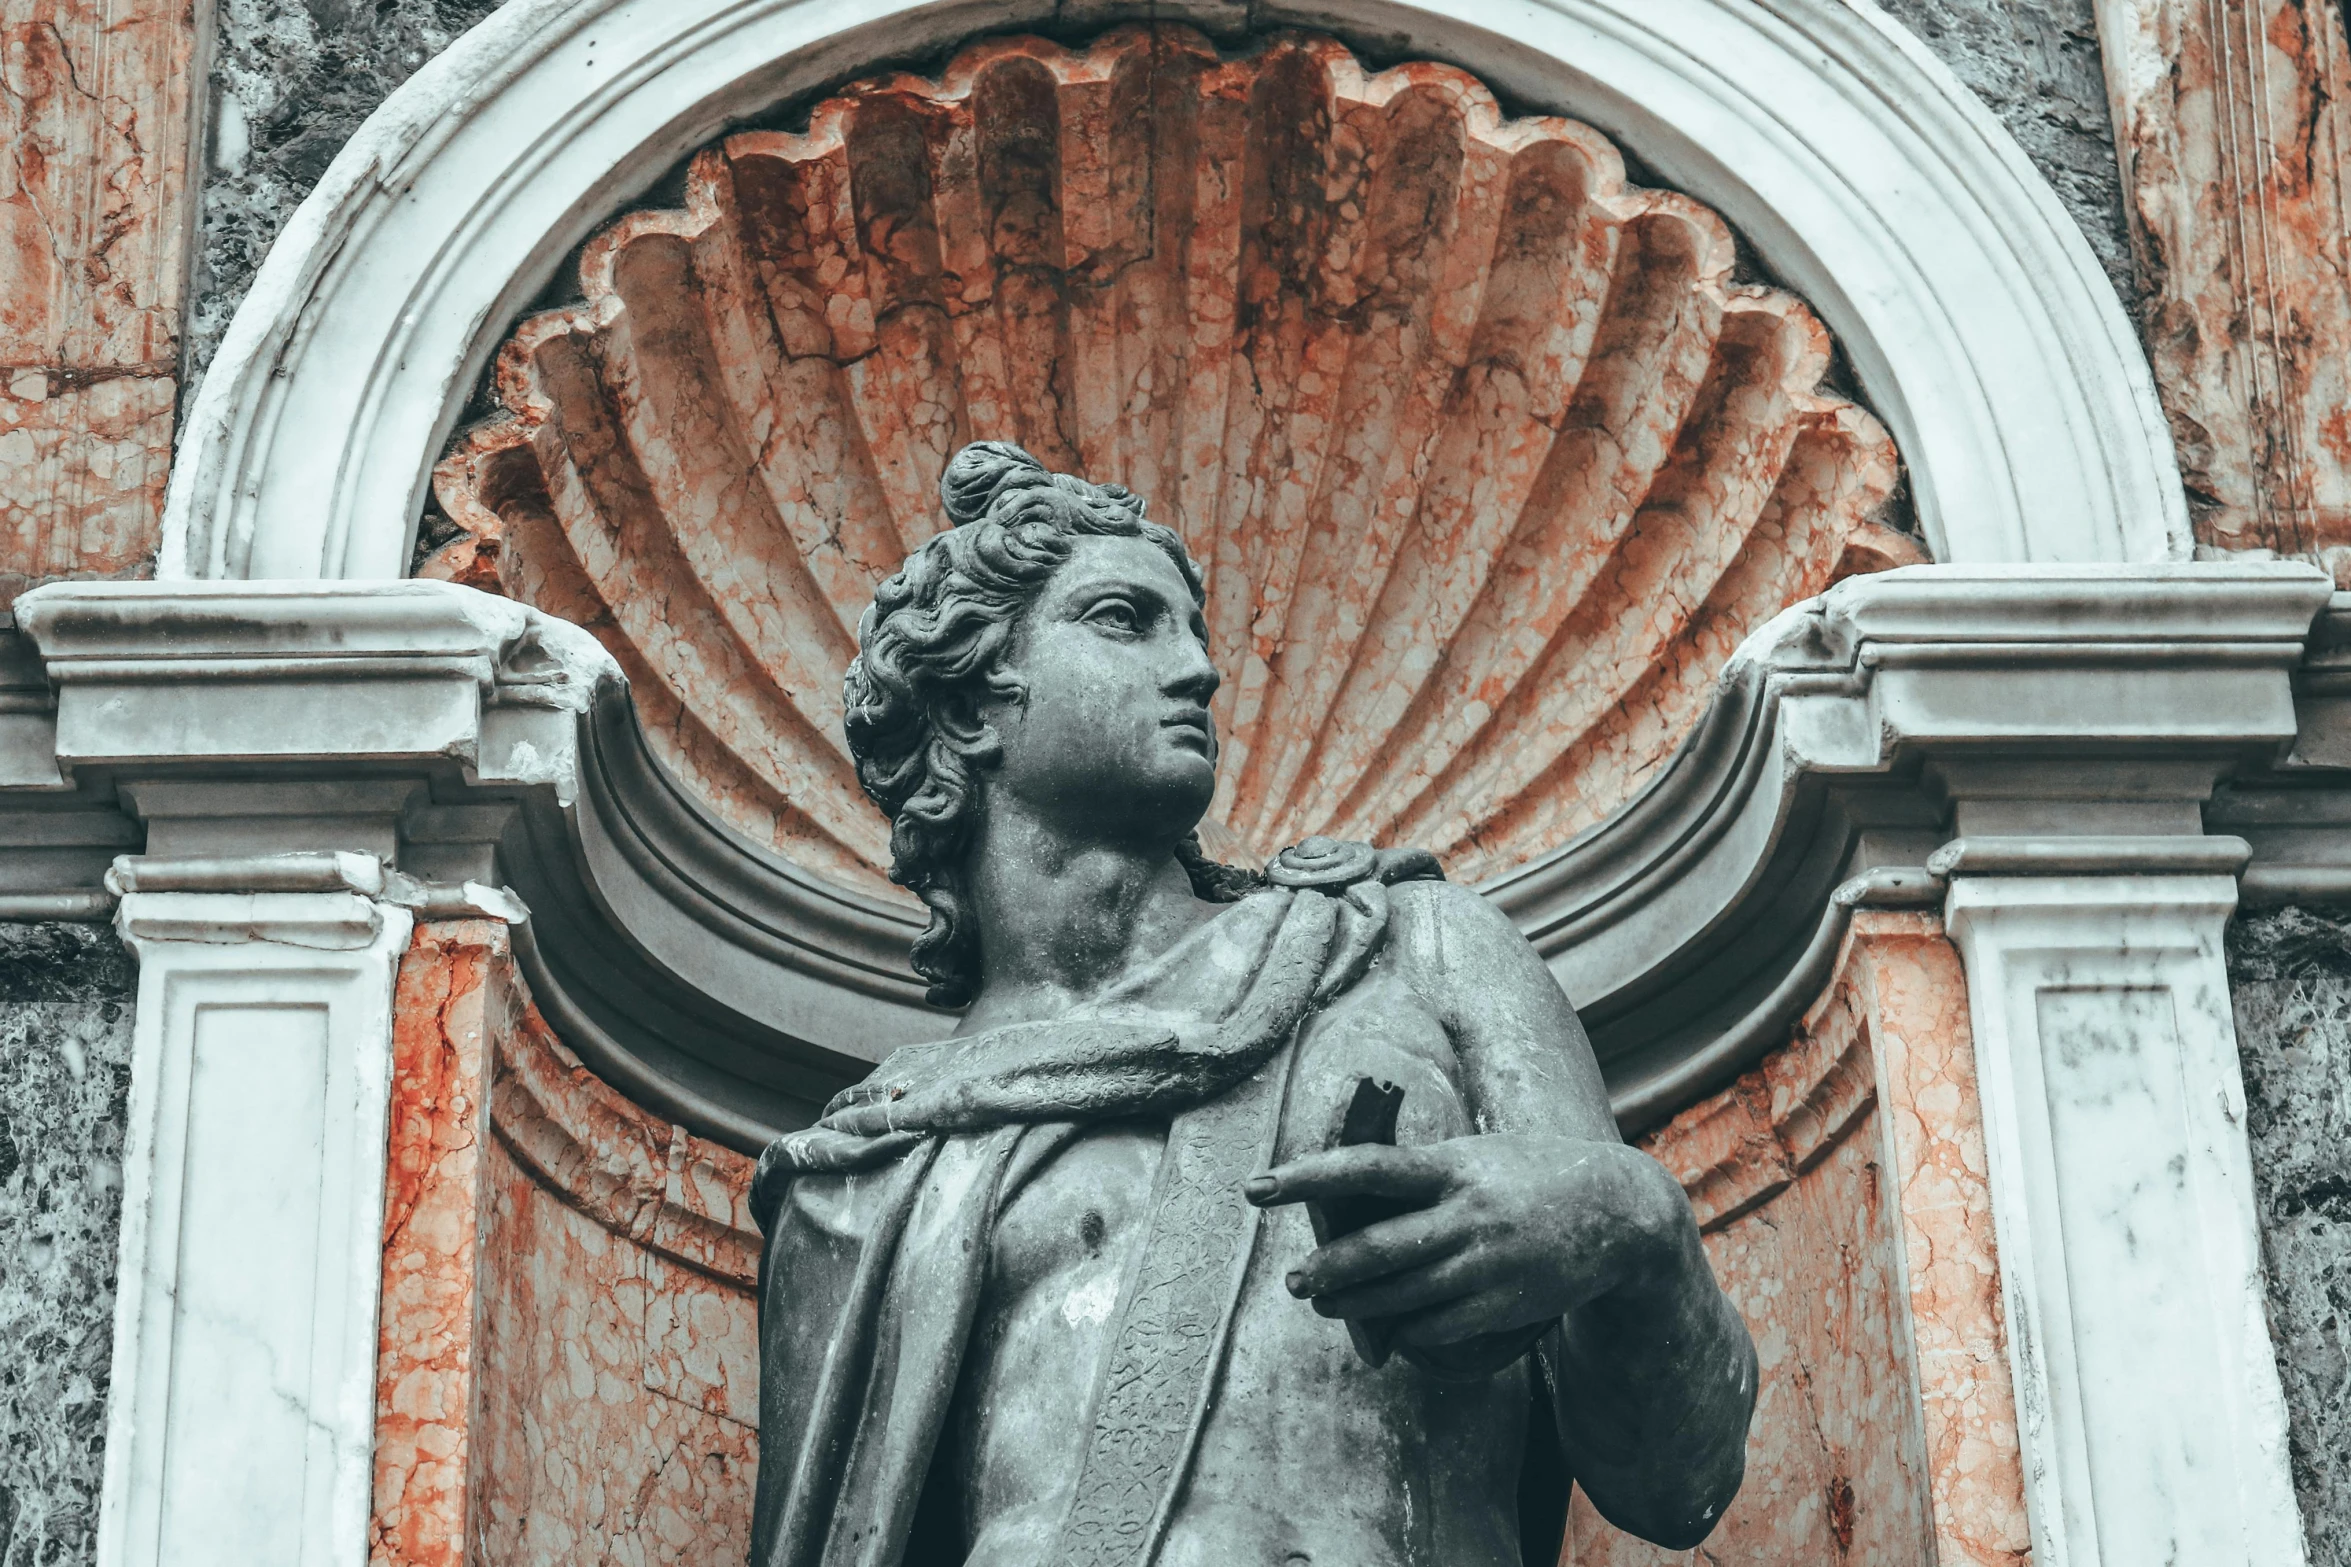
top-left (0, 924), bottom-right (135, 1567)
top-left (2229, 907), bottom-right (2351, 1567)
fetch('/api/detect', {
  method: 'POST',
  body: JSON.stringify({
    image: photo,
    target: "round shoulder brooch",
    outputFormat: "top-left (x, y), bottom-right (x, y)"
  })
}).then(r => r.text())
top-left (1266, 836), bottom-right (1380, 889)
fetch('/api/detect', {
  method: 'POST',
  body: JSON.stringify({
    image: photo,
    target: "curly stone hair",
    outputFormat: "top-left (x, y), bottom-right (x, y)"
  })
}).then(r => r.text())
top-left (843, 441), bottom-right (1261, 1007)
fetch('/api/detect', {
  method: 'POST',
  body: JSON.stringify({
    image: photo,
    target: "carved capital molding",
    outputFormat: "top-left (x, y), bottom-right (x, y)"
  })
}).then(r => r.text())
top-left (7, 564), bottom-right (2348, 1150)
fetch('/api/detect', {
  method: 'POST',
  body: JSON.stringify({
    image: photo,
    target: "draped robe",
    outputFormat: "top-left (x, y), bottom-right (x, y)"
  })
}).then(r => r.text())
top-left (747, 845), bottom-right (1567, 1567)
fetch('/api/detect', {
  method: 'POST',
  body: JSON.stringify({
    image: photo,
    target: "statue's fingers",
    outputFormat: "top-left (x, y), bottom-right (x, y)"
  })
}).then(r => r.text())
top-left (1301, 1246), bottom-right (1478, 1321)
top-left (1386, 1289), bottom-right (1534, 1348)
top-left (822, 1103), bottom-right (900, 1137)
top-left (1286, 1207), bottom-right (1466, 1296)
top-left (789, 1125), bottom-right (923, 1167)
top-left (1244, 1143), bottom-right (1448, 1207)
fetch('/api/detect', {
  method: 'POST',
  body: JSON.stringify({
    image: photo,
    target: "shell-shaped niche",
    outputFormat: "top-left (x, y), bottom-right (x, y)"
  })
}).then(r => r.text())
top-left (428, 25), bottom-right (1919, 901)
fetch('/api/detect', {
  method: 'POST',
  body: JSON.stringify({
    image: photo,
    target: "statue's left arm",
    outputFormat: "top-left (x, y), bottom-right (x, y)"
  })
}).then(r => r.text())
top-left (1244, 879), bottom-right (1757, 1548)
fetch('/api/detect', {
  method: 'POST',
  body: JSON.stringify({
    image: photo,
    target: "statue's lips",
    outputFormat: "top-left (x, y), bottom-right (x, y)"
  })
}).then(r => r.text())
top-left (1162, 710), bottom-right (1214, 749)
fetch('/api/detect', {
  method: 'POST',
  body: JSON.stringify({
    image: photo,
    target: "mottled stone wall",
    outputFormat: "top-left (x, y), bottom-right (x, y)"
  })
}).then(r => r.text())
top-left (187, 0), bottom-right (509, 391)
top-left (1874, 0), bottom-right (2139, 317)
top-left (0, 0), bottom-right (198, 603)
top-left (2227, 907), bottom-right (2351, 1567)
top-left (377, 923), bottom-right (759, 1567)
top-left (1572, 912), bottom-right (2024, 1566)
top-left (0, 923), bottom-right (134, 1567)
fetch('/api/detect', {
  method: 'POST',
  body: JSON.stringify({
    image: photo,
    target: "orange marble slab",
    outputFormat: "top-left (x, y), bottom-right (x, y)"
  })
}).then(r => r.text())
top-left (0, 0), bottom-right (195, 600)
top-left (374, 920), bottom-right (762, 1567)
top-left (2107, 0), bottom-right (2351, 562)
top-left (1842, 912), bottom-right (2029, 1567)
top-left (373, 921), bottom-right (509, 1567)
top-left (1571, 910), bottom-right (2024, 1565)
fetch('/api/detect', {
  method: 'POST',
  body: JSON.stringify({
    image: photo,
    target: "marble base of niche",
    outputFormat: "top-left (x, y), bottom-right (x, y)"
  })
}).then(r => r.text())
top-left (1579, 910), bottom-right (2022, 1565)
top-left (1946, 874), bottom-right (2306, 1567)
top-left (100, 890), bottom-right (414, 1567)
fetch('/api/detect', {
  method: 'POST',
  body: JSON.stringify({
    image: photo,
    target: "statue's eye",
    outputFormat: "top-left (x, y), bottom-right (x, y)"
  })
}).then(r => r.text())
top-left (1086, 599), bottom-right (1141, 632)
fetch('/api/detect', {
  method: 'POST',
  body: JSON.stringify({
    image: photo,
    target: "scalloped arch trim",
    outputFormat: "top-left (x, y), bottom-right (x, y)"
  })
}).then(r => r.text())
top-left (162, 0), bottom-right (2185, 592)
top-left (424, 25), bottom-right (1921, 890)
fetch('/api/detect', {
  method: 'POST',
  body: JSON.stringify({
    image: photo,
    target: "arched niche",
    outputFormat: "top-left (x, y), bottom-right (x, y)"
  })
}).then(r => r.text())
top-left (149, 0), bottom-right (2189, 1143)
top-left (164, 0), bottom-right (2184, 583)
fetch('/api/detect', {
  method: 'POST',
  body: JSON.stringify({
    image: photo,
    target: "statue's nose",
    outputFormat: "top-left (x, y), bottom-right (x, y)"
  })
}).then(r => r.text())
top-left (1167, 631), bottom-right (1220, 703)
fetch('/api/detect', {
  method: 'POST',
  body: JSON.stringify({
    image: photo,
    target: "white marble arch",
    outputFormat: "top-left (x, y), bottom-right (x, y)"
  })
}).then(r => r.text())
top-left (164, 0), bottom-right (2185, 582)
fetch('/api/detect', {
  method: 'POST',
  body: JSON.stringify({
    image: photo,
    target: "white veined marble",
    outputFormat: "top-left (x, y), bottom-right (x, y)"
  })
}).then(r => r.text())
top-left (1946, 873), bottom-right (2307, 1567)
top-left (161, 0), bottom-right (2184, 583)
top-left (95, 891), bottom-right (413, 1567)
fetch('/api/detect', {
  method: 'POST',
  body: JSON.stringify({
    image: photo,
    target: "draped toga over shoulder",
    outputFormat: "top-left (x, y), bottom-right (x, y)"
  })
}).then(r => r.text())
top-left (747, 842), bottom-right (1476, 1567)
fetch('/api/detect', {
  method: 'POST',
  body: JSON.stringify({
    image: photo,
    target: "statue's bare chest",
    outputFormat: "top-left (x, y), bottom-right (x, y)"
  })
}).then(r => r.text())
top-left (949, 964), bottom-right (1527, 1566)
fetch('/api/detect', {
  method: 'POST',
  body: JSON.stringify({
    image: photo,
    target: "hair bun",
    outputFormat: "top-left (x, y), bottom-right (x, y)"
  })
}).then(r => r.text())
top-left (940, 441), bottom-right (1046, 527)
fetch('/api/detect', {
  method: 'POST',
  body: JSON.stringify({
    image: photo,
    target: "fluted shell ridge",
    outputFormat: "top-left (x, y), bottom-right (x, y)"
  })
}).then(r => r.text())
top-left (427, 24), bottom-right (1920, 899)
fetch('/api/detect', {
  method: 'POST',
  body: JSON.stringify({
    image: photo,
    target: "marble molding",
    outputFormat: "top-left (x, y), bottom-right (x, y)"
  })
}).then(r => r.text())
top-left (1946, 873), bottom-right (2307, 1567)
top-left (426, 24), bottom-right (1916, 889)
top-left (162, 0), bottom-right (2181, 584)
top-left (7, 562), bottom-right (2342, 1150)
top-left (98, 882), bottom-right (415, 1567)
top-left (2099, 0), bottom-right (2351, 561)
top-left (0, 0), bottom-right (199, 602)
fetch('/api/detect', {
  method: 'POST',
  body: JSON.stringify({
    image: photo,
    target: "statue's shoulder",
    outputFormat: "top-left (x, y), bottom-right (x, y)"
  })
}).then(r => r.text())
top-left (1261, 836), bottom-right (1522, 979)
top-left (1365, 856), bottom-right (1551, 1001)
top-left (1381, 868), bottom-right (1514, 944)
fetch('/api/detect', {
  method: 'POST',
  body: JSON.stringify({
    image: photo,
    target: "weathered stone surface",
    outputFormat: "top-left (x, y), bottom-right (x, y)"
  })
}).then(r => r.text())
top-left (0, 1), bottom-right (197, 603)
top-left (375, 922), bottom-right (760, 1567)
top-left (0, 922), bottom-right (134, 1567)
top-left (429, 25), bottom-right (1918, 895)
top-left (1581, 911), bottom-right (2026, 1566)
top-left (2103, 0), bottom-right (2351, 558)
top-left (2227, 906), bottom-right (2351, 1566)
top-left (188, 0), bottom-right (507, 390)
top-left (1875, 0), bottom-right (2138, 318)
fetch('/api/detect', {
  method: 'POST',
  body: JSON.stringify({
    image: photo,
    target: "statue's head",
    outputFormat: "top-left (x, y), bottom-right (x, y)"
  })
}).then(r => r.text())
top-left (845, 442), bottom-right (1259, 1005)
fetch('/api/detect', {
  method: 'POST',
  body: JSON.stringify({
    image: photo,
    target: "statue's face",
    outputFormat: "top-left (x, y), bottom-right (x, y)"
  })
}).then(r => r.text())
top-left (978, 533), bottom-right (1220, 844)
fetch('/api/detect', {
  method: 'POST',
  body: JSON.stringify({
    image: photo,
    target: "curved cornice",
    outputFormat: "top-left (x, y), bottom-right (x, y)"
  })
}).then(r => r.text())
top-left (12, 565), bottom-right (2329, 1151)
top-left (163, 0), bottom-right (2181, 583)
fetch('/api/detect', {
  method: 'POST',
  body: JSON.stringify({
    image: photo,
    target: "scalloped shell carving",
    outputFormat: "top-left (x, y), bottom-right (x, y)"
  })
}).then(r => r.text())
top-left (428, 26), bottom-right (1917, 898)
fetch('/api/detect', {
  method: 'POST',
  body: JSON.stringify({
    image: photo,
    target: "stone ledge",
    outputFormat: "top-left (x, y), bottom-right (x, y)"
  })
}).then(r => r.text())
top-left (4, 563), bottom-right (2348, 1146)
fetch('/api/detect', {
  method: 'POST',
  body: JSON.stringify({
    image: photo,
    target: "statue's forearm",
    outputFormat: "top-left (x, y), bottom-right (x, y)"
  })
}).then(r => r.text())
top-left (1551, 1215), bottom-right (1757, 1548)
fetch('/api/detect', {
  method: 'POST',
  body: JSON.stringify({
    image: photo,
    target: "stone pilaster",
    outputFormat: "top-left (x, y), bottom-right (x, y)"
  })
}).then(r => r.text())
top-left (98, 876), bottom-right (414, 1567)
top-left (1945, 869), bottom-right (2306, 1567)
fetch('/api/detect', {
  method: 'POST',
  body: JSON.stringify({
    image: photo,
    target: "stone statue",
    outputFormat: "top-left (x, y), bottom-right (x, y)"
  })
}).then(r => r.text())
top-left (747, 442), bottom-right (1757, 1566)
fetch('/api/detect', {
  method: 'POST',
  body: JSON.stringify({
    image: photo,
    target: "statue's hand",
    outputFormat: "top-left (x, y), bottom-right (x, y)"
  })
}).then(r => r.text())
top-left (1244, 1134), bottom-right (1695, 1351)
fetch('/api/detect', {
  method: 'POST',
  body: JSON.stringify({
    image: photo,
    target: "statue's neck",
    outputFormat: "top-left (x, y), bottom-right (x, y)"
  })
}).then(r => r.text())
top-left (956, 802), bottom-right (1219, 1033)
